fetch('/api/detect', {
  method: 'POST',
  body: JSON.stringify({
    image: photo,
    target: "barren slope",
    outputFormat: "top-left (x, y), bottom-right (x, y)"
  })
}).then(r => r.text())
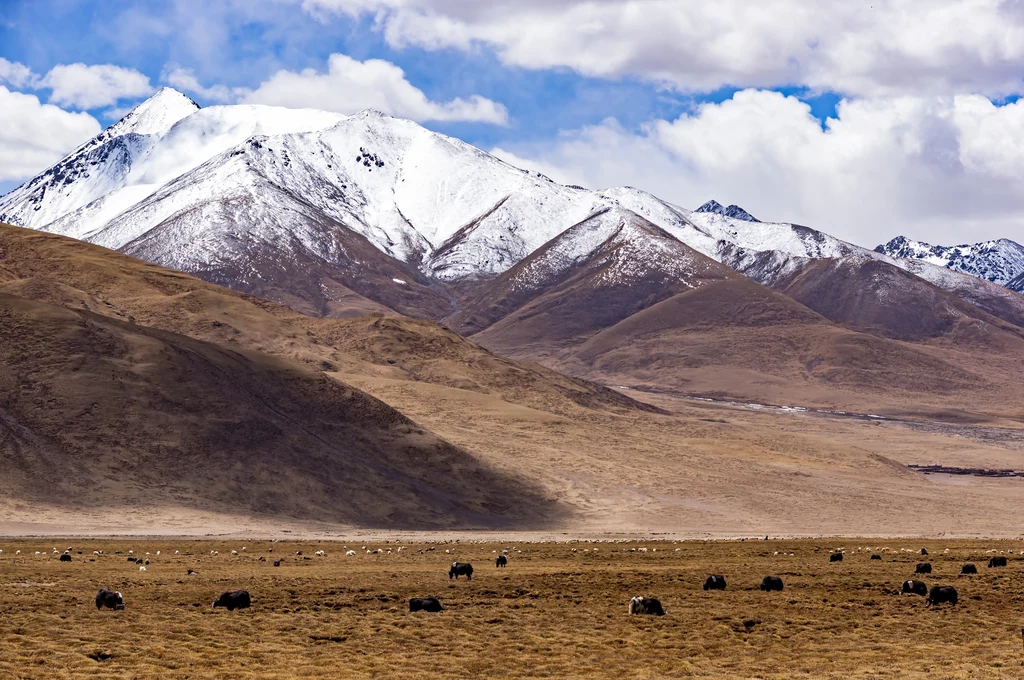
top-left (0, 293), bottom-right (556, 528)
top-left (770, 258), bottom-right (1024, 343)
top-left (0, 222), bottom-right (637, 415)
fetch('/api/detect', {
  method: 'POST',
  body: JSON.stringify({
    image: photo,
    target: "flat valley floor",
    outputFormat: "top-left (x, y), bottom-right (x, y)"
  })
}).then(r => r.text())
top-left (1, 538), bottom-right (1022, 678)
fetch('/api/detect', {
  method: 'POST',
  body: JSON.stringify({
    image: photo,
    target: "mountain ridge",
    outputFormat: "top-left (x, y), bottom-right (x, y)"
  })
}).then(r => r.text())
top-left (875, 235), bottom-right (1024, 287)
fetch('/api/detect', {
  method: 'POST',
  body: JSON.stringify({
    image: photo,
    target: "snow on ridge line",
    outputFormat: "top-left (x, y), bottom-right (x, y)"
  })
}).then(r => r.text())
top-left (875, 234), bottom-right (1024, 286)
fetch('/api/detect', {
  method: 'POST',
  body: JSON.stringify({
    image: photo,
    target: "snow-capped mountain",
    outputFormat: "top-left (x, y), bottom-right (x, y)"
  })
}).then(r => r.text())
top-left (2, 88), bottom-right (1023, 329)
top-left (875, 235), bottom-right (1024, 287)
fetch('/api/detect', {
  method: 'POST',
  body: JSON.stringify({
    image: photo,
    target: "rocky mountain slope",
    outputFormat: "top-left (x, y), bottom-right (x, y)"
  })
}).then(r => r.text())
top-left (876, 235), bottom-right (1024, 287)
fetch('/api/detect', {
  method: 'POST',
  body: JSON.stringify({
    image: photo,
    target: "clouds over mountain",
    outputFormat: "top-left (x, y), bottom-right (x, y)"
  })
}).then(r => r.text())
top-left (241, 54), bottom-right (508, 124)
top-left (494, 89), bottom-right (1024, 246)
top-left (302, 0), bottom-right (1024, 98)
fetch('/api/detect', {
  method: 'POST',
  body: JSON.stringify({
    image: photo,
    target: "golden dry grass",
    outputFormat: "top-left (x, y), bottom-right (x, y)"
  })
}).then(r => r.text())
top-left (1, 539), bottom-right (1022, 678)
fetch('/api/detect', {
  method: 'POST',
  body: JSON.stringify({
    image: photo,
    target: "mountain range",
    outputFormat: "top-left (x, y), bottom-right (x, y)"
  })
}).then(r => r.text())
top-left (3, 88), bottom-right (1024, 415)
top-left (875, 235), bottom-right (1024, 292)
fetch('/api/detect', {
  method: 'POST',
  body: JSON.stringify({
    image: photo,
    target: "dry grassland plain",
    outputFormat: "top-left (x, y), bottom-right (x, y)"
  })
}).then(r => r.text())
top-left (1, 539), bottom-right (1023, 678)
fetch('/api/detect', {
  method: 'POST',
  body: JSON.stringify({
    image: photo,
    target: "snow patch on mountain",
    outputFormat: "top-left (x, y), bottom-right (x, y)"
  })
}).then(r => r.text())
top-left (507, 207), bottom-right (709, 292)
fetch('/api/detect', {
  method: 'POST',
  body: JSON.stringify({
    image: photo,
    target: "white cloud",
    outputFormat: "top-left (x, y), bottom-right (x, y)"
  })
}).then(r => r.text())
top-left (0, 87), bottom-right (102, 182)
top-left (242, 53), bottom-right (508, 124)
top-left (39, 63), bottom-right (154, 110)
top-left (163, 67), bottom-right (249, 103)
top-left (301, 0), bottom-right (1024, 98)
top-left (0, 58), bottom-right (37, 89)
top-left (492, 90), bottom-right (1024, 247)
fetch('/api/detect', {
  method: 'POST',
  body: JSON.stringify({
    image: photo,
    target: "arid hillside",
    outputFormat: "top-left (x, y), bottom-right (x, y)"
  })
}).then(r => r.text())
top-left (0, 291), bottom-right (556, 528)
top-left (2, 222), bottom-right (1023, 538)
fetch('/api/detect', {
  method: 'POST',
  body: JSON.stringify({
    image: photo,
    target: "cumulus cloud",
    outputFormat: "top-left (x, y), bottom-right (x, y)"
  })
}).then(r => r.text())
top-left (242, 53), bottom-right (508, 124)
top-left (0, 58), bottom-right (37, 89)
top-left (492, 90), bottom-right (1024, 246)
top-left (301, 0), bottom-right (1024, 98)
top-left (39, 63), bottom-right (154, 109)
top-left (0, 87), bottom-right (102, 181)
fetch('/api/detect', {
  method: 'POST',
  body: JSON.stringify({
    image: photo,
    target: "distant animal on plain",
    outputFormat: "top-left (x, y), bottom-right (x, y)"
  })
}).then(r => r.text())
top-left (409, 597), bottom-right (443, 612)
top-left (496, 555), bottom-right (507, 568)
top-left (988, 556), bottom-right (1007, 568)
top-left (703, 575), bottom-right (727, 591)
top-left (870, 555), bottom-right (882, 560)
top-left (961, 563), bottom-right (977, 575)
top-left (95, 589), bottom-right (125, 610)
top-left (760, 576), bottom-right (784, 592)
top-left (59, 554), bottom-right (71, 562)
top-left (920, 548), bottom-right (928, 556)
top-left (213, 590), bottom-right (251, 611)
top-left (915, 563), bottom-right (932, 574)
top-left (449, 562), bottom-right (473, 580)
top-left (829, 552), bottom-right (843, 562)
top-left (628, 597), bottom-right (664, 615)
top-left (902, 580), bottom-right (928, 596)
top-left (925, 585), bottom-right (957, 607)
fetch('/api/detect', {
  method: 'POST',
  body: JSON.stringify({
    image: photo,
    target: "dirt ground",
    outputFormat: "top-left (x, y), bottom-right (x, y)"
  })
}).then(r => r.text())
top-left (1, 538), bottom-right (1022, 678)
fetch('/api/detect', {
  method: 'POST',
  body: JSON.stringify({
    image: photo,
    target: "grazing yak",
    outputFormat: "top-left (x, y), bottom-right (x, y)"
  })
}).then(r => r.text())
top-left (59, 554), bottom-right (72, 562)
top-left (95, 589), bottom-right (125, 610)
top-left (902, 580), bottom-right (928, 596)
top-left (449, 562), bottom-right (473, 580)
top-left (921, 548), bottom-right (928, 556)
top-left (760, 576), bottom-right (784, 592)
top-left (409, 597), bottom-right (443, 612)
top-left (213, 590), bottom-right (251, 611)
top-left (829, 552), bottom-right (843, 562)
top-left (870, 554), bottom-right (882, 560)
top-left (988, 556), bottom-right (1008, 568)
top-left (703, 575), bottom-right (727, 591)
top-left (495, 555), bottom-right (507, 568)
top-left (925, 586), bottom-right (958, 607)
top-left (961, 563), bottom-right (978, 575)
top-left (915, 562), bottom-right (932, 574)
top-left (628, 596), bottom-right (665, 616)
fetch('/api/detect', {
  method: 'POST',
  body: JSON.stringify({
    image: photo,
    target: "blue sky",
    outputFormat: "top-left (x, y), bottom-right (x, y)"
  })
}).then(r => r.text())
top-left (0, 0), bottom-right (812, 153)
top-left (2, 0), bottom-right (1024, 245)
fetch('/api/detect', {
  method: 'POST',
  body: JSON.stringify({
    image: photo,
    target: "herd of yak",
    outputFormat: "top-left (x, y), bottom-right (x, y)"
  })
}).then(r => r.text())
top-left (87, 548), bottom-right (1006, 617)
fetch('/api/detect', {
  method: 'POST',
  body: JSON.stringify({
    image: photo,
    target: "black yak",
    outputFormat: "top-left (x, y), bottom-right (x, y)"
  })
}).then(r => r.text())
top-left (213, 590), bottom-right (251, 611)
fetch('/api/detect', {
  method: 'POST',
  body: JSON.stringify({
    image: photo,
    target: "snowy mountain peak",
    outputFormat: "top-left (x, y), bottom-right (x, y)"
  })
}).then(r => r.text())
top-left (875, 235), bottom-right (1024, 286)
top-left (696, 199), bottom-right (725, 214)
top-left (695, 199), bottom-right (759, 222)
top-left (108, 87), bottom-right (200, 137)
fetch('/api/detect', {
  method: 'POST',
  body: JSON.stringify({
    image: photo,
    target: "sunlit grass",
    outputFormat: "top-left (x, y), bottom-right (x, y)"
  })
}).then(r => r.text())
top-left (0, 538), bottom-right (1021, 678)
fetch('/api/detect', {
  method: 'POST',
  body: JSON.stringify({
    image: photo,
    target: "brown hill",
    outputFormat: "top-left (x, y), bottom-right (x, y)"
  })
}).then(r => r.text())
top-left (770, 257), bottom-right (1024, 343)
top-left (3, 225), bottom-right (1024, 538)
top-left (461, 233), bottom-right (1024, 414)
top-left (0, 292), bottom-right (556, 528)
top-left (0, 222), bottom-right (637, 415)
top-left (554, 279), bottom-right (989, 403)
